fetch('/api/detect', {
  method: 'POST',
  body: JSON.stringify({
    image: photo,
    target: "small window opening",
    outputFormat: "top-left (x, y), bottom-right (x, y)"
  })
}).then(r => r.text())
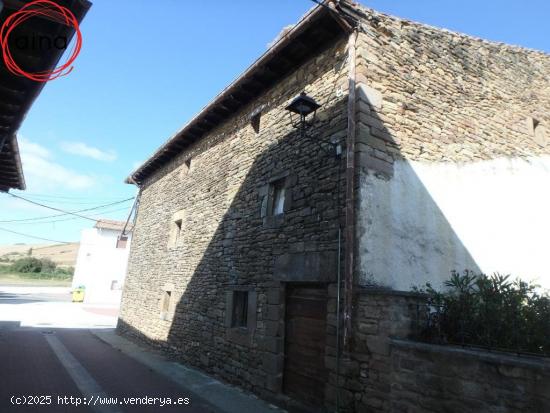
top-left (169, 212), bottom-right (185, 248)
top-left (269, 179), bottom-right (286, 216)
top-left (116, 235), bottom-right (128, 249)
top-left (531, 117), bottom-right (547, 147)
top-left (251, 112), bottom-right (261, 133)
top-left (161, 290), bottom-right (172, 320)
top-left (111, 280), bottom-right (120, 290)
top-left (174, 219), bottom-right (182, 243)
top-left (231, 291), bottom-right (248, 328)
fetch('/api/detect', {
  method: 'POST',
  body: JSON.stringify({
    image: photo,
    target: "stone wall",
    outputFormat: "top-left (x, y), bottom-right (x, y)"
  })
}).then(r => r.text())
top-left (350, 4), bottom-right (550, 290)
top-left (390, 340), bottom-right (550, 413)
top-left (118, 33), bottom-right (350, 409)
top-left (339, 289), bottom-right (550, 413)
top-left (332, 289), bottom-right (421, 412)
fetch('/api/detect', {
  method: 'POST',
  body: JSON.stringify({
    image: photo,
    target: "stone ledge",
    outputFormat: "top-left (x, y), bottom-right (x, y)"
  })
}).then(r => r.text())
top-left (356, 287), bottom-right (426, 299)
top-left (391, 339), bottom-right (550, 372)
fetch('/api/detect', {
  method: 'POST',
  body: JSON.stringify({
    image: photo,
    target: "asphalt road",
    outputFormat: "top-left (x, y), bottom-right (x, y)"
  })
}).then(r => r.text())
top-left (0, 287), bottom-right (72, 305)
top-left (0, 287), bottom-right (217, 413)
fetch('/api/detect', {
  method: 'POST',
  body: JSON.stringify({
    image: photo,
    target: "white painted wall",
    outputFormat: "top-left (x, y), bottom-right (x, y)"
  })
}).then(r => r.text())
top-left (358, 156), bottom-right (550, 292)
top-left (72, 228), bottom-right (132, 305)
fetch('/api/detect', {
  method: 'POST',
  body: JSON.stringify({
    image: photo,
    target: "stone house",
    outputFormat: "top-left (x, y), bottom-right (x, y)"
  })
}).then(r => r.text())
top-left (119, 1), bottom-right (550, 412)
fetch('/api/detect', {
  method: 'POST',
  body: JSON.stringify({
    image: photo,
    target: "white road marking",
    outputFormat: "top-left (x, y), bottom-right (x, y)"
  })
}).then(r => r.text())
top-left (44, 334), bottom-right (124, 413)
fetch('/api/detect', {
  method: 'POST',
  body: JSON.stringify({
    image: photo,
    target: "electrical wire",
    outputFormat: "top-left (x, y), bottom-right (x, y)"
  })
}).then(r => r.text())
top-left (120, 190), bottom-right (141, 236)
top-left (0, 195), bottom-right (134, 223)
top-left (16, 192), bottom-right (126, 200)
top-left (13, 197), bottom-right (127, 206)
top-left (0, 206), bottom-right (132, 225)
top-left (0, 226), bottom-right (71, 244)
top-left (307, 0), bottom-right (359, 27)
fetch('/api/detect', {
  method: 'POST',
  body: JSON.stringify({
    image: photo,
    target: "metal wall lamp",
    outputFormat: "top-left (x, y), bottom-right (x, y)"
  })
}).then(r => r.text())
top-left (285, 92), bottom-right (321, 131)
top-left (285, 92), bottom-right (341, 157)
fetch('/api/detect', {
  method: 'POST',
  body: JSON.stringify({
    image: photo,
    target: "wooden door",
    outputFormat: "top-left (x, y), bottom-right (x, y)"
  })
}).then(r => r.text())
top-left (283, 284), bottom-right (328, 407)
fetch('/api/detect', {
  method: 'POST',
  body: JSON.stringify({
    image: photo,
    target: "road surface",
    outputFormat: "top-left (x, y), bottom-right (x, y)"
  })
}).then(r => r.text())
top-left (0, 286), bottom-right (218, 413)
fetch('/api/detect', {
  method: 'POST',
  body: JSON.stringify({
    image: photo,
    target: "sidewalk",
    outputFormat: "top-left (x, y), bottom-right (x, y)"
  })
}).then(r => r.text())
top-left (0, 285), bottom-right (118, 329)
top-left (93, 329), bottom-right (285, 413)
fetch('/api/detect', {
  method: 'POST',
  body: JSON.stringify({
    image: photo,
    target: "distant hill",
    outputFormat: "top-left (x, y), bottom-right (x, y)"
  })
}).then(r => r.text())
top-left (0, 243), bottom-right (79, 267)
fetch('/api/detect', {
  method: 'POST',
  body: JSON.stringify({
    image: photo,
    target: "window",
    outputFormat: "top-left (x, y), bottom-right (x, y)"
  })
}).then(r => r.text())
top-left (534, 121), bottom-right (547, 147)
top-left (251, 112), bottom-right (261, 133)
top-left (161, 290), bottom-right (171, 320)
top-left (528, 117), bottom-right (547, 147)
top-left (231, 291), bottom-right (248, 328)
top-left (269, 178), bottom-right (286, 217)
top-left (110, 280), bottom-right (121, 290)
top-left (179, 159), bottom-right (191, 178)
top-left (174, 219), bottom-right (182, 243)
top-left (168, 211), bottom-right (185, 248)
top-left (250, 105), bottom-right (265, 134)
top-left (259, 175), bottom-right (293, 225)
top-left (225, 289), bottom-right (257, 345)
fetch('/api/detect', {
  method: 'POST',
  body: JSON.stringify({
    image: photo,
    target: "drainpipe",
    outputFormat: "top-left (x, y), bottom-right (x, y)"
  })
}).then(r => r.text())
top-left (343, 28), bottom-right (358, 353)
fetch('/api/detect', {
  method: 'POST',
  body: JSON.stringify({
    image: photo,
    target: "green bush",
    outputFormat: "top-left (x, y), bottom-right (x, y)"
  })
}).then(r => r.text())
top-left (11, 257), bottom-right (43, 273)
top-left (53, 266), bottom-right (74, 276)
top-left (40, 258), bottom-right (57, 273)
top-left (415, 270), bottom-right (550, 356)
top-left (9, 257), bottom-right (59, 274)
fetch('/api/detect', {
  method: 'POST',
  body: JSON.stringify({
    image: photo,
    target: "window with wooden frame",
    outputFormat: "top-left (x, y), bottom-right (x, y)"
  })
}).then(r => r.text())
top-left (231, 291), bottom-right (249, 328)
top-left (225, 289), bottom-right (257, 346)
top-left (269, 178), bottom-right (286, 217)
top-left (259, 174), bottom-right (293, 227)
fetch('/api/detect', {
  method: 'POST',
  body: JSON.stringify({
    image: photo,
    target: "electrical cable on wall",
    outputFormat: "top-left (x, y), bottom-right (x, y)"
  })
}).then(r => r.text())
top-left (120, 190), bottom-right (141, 238)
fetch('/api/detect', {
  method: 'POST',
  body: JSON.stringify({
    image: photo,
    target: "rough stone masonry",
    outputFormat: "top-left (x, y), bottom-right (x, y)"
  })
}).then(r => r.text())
top-left (118, 1), bottom-right (550, 412)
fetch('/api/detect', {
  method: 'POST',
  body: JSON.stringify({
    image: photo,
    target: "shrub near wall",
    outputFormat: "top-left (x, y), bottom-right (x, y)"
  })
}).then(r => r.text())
top-left (349, 287), bottom-right (550, 413)
top-left (415, 271), bottom-right (550, 356)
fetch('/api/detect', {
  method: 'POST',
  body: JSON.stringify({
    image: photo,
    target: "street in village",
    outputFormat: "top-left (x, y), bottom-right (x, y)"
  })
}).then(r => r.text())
top-left (0, 286), bottom-right (279, 413)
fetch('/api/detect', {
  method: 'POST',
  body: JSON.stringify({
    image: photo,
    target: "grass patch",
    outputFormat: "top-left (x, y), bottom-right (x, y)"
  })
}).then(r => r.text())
top-left (0, 272), bottom-right (71, 286)
top-left (0, 258), bottom-right (73, 286)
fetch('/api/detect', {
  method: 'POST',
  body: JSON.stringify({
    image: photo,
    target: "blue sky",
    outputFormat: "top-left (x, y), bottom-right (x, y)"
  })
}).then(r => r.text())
top-left (1, 0), bottom-right (549, 245)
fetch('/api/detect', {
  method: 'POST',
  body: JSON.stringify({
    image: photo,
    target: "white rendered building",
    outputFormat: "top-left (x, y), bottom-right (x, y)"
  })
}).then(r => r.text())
top-left (72, 220), bottom-right (132, 305)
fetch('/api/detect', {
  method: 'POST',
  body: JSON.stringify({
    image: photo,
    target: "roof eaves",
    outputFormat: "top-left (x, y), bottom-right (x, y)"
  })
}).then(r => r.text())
top-left (11, 134), bottom-right (25, 191)
top-left (126, 1), bottom-right (352, 186)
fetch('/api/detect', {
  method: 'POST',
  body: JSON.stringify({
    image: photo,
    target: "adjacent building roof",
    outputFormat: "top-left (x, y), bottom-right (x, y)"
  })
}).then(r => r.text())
top-left (126, 1), bottom-right (353, 186)
top-left (0, 134), bottom-right (24, 191)
top-left (0, 0), bottom-right (92, 192)
top-left (94, 219), bottom-right (133, 232)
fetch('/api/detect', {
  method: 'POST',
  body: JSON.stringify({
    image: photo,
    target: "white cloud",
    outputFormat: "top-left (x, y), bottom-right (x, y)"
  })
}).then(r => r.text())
top-left (59, 141), bottom-right (117, 162)
top-left (19, 138), bottom-right (96, 191)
